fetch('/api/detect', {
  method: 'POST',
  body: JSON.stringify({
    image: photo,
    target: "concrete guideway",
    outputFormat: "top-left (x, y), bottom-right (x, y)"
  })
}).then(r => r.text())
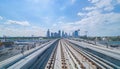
top-left (63, 41), bottom-right (81, 69)
top-left (29, 39), bottom-right (59, 69)
top-left (45, 40), bottom-right (58, 69)
top-left (61, 40), bottom-right (75, 69)
top-left (63, 39), bottom-right (99, 69)
top-left (0, 39), bottom-right (57, 69)
top-left (66, 42), bottom-right (111, 69)
top-left (46, 39), bottom-right (95, 69)
top-left (7, 40), bottom-right (57, 69)
top-left (67, 39), bottom-right (120, 60)
top-left (53, 40), bottom-right (62, 69)
top-left (46, 39), bottom-right (120, 69)
top-left (1, 39), bottom-right (120, 69)
top-left (67, 39), bottom-right (120, 69)
top-left (63, 41), bottom-right (92, 69)
top-left (45, 39), bottom-right (68, 69)
top-left (45, 40), bottom-right (68, 69)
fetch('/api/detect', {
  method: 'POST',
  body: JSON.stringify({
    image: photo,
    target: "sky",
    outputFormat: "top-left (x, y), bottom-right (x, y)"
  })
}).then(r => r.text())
top-left (0, 0), bottom-right (120, 37)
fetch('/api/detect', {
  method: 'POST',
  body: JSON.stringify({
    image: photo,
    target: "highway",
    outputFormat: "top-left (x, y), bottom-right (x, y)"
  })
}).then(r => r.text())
top-left (0, 39), bottom-right (120, 69)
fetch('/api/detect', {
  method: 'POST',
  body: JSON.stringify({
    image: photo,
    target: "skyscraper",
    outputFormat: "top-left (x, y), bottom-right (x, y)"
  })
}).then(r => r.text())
top-left (58, 30), bottom-right (61, 38)
top-left (62, 31), bottom-right (64, 37)
top-left (51, 32), bottom-right (54, 38)
top-left (74, 30), bottom-right (79, 37)
top-left (72, 29), bottom-right (80, 38)
top-left (47, 29), bottom-right (50, 38)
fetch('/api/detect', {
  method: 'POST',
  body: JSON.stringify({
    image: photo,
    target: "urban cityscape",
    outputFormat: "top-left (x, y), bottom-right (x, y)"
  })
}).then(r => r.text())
top-left (0, 29), bottom-right (120, 69)
top-left (46, 29), bottom-right (80, 38)
top-left (0, 0), bottom-right (120, 69)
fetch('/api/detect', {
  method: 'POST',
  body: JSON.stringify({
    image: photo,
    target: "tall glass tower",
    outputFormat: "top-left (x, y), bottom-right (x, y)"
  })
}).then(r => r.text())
top-left (47, 29), bottom-right (50, 38)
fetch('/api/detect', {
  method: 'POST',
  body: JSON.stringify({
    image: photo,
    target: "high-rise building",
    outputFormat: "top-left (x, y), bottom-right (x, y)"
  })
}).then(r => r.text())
top-left (58, 30), bottom-right (61, 38)
top-left (54, 32), bottom-right (58, 38)
top-left (74, 30), bottom-right (79, 37)
top-left (62, 31), bottom-right (64, 37)
top-left (64, 32), bottom-right (68, 37)
top-left (46, 29), bottom-right (70, 38)
top-left (72, 30), bottom-right (80, 38)
top-left (47, 29), bottom-right (50, 38)
top-left (51, 32), bottom-right (54, 38)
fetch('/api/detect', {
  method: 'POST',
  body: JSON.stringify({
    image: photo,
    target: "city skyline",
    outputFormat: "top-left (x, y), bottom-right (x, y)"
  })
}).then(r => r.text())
top-left (46, 29), bottom-right (81, 38)
top-left (47, 29), bottom-right (69, 38)
top-left (0, 0), bottom-right (120, 37)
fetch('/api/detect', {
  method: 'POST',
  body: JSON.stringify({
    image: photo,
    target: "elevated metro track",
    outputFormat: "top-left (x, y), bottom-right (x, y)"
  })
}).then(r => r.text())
top-left (45, 39), bottom-right (120, 69)
top-left (0, 39), bottom-right (120, 69)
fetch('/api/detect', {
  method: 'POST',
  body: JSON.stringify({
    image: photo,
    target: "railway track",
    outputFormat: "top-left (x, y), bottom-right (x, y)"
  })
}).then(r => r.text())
top-left (46, 39), bottom-right (97, 69)
top-left (29, 40), bottom-right (59, 69)
top-left (45, 40), bottom-right (58, 69)
top-left (1, 39), bottom-right (120, 69)
top-left (66, 40), bottom-right (120, 69)
top-left (0, 41), bottom-right (52, 69)
top-left (63, 40), bottom-right (97, 69)
top-left (46, 39), bottom-right (119, 69)
top-left (3, 40), bottom-right (58, 69)
top-left (46, 40), bottom-right (70, 69)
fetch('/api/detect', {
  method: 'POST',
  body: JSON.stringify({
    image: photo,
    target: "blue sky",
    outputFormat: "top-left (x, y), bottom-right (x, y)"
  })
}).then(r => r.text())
top-left (0, 0), bottom-right (120, 37)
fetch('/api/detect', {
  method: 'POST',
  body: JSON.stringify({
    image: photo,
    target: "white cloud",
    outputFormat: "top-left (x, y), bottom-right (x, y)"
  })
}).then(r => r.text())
top-left (60, 0), bottom-right (120, 36)
top-left (95, 0), bottom-right (113, 11)
top-left (6, 20), bottom-right (30, 26)
top-left (0, 16), bottom-right (3, 20)
top-left (83, 6), bottom-right (97, 11)
top-left (50, 0), bottom-right (120, 36)
top-left (71, 0), bottom-right (76, 4)
top-left (78, 10), bottom-right (101, 17)
top-left (77, 12), bottom-right (86, 16)
top-left (88, 0), bottom-right (100, 3)
top-left (0, 25), bottom-right (46, 37)
top-left (60, 12), bottom-right (120, 36)
top-left (117, 0), bottom-right (120, 4)
top-left (88, 0), bottom-right (120, 11)
top-left (87, 10), bottom-right (101, 16)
